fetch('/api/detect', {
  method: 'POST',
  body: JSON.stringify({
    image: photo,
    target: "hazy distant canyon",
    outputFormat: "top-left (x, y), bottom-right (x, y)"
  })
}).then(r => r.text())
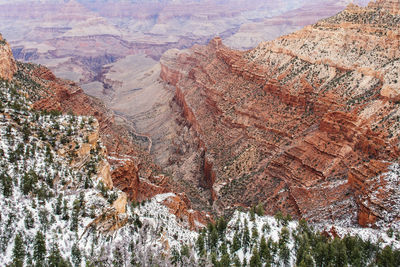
top-left (0, 0), bottom-right (368, 98)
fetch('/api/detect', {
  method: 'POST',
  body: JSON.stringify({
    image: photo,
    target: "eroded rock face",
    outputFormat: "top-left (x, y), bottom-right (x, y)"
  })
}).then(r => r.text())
top-left (162, 193), bottom-right (209, 230)
top-left (21, 61), bottom-right (207, 229)
top-left (0, 34), bottom-right (16, 81)
top-left (160, 0), bottom-right (400, 227)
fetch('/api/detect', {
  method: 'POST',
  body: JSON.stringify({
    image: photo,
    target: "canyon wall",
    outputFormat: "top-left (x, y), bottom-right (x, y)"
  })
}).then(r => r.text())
top-left (159, 0), bottom-right (400, 227)
top-left (0, 34), bottom-right (16, 81)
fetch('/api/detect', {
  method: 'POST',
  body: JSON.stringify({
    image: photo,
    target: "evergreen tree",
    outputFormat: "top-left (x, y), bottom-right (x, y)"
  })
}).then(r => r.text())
top-left (242, 220), bottom-right (250, 254)
top-left (209, 227), bottom-right (219, 251)
top-left (274, 211), bottom-right (284, 226)
top-left (220, 252), bottom-right (231, 266)
top-left (314, 240), bottom-right (329, 266)
top-left (1, 173), bottom-right (13, 197)
top-left (233, 256), bottom-right (241, 267)
top-left (279, 244), bottom-right (290, 266)
top-left (256, 203), bottom-right (264, 216)
top-left (232, 230), bottom-right (241, 253)
top-left (279, 227), bottom-right (290, 247)
top-left (12, 233), bottom-right (25, 267)
top-left (250, 248), bottom-right (261, 267)
top-left (377, 245), bottom-right (395, 267)
top-left (24, 210), bottom-right (35, 229)
top-left (259, 235), bottom-right (271, 264)
top-left (196, 232), bottom-right (205, 255)
top-left (170, 247), bottom-right (181, 266)
top-left (55, 194), bottom-right (62, 215)
top-left (180, 244), bottom-right (190, 260)
top-left (71, 243), bottom-right (81, 267)
top-left (250, 207), bottom-right (256, 221)
top-left (332, 238), bottom-right (348, 267)
top-left (130, 250), bottom-right (137, 267)
top-left (48, 242), bottom-right (69, 267)
top-left (70, 207), bottom-right (79, 232)
top-left (33, 231), bottom-right (46, 267)
top-left (62, 199), bottom-right (69, 221)
top-left (216, 217), bottom-right (227, 239)
top-left (21, 171), bottom-right (37, 195)
top-left (26, 251), bottom-right (33, 267)
top-left (113, 246), bottom-right (124, 267)
top-left (298, 253), bottom-right (314, 267)
top-left (251, 225), bottom-right (259, 243)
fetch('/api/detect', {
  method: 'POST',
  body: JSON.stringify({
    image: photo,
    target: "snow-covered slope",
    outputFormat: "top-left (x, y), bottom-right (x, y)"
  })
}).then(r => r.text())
top-left (0, 75), bottom-right (199, 266)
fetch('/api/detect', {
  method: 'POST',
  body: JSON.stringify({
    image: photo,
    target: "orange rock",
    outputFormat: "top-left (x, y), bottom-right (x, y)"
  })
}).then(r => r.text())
top-left (158, 1), bottom-right (400, 227)
top-left (0, 35), bottom-right (16, 81)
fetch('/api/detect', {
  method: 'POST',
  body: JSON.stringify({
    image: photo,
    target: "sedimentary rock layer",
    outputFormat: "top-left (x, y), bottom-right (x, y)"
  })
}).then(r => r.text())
top-left (160, 1), bottom-right (400, 227)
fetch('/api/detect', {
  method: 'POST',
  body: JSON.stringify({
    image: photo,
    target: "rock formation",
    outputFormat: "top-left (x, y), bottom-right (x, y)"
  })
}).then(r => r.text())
top-left (0, 34), bottom-right (16, 81)
top-left (159, 0), bottom-right (400, 227)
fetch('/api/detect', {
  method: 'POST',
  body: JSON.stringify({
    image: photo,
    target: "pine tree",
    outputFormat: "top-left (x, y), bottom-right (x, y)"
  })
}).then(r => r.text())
top-left (71, 243), bottom-right (81, 267)
top-left (242, 220), bottom-right (250, 254)
top-left (12, 233), bottom-right (25, 267)
top-left (279, 227), bottom-right (290, 247)
top-left (48, 242), bottom-right (69, 267)
top-left (232, 230), bottom-right (241, 253)
top-left (113, 246), bottom-right (124, 267)
top-left (209, 227), bottom-right (219, 251)
top-left (170, 247), bottom-right (181, 266)
top-left (33, 231), bottom-right (46, 267)
top-left (274, 211), bottom-right (284, 226)
top-left (298, 253), bottom-right (314, 267)
top-left (377, 245), bottom-right (395, 267)
top-left (250, 248), bottom-right (261, 267)
top-left (70, 207), bottom-right (79, 232)
top-left (279, 244), bottom-right (290, 266)
top-left (24, 210), bottom-right (35, 229)
top-left (26, 251), bottom-right (33, 266)
top-left (233, 256), bottom-right (241, 267)
top-left (62, 199), bottom-right (69, 221)
top-left (1, 173), bottom-right (13, 197)
top-left (130, 250), bottom-right (137, 266)
top-left (256, 203), bottom-right (264, 216)
top-left (220, 252), bottom-right (231, 266)
top-left (216, 217), bottom-right (227, 239)
top-left (55, 194), bottom-right (62, 215)
top-left (250, 207), bottom-right (256, 221)
top-left (333, 238), bottom-right (348, 267)
top-left (251, 225), bottom-right (259, 243)
top-left (259, 235), bottom-right (271, 264)
top-left (196, 232), bottom-right (205, 255)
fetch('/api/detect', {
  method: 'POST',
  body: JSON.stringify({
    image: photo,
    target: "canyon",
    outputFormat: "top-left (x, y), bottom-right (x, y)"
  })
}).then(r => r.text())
top-left (1, 0), bottom-right (399, 231)
top-left (152, 0), bottom-right (400, 228)
top-left (0, 0), bottom-right (367, 102)
top-left (2, 1), bottom-right (400, 265)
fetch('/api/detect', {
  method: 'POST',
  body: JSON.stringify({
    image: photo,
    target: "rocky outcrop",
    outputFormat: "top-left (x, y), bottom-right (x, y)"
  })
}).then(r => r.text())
top-left (110, 158), bottom-right (140, 201)
top-left (0, 34), bottom-right (16, 81)
top-left (159, 0), bottom-right (400, 227)
top-left (162, 193), bottom-right (209, 230)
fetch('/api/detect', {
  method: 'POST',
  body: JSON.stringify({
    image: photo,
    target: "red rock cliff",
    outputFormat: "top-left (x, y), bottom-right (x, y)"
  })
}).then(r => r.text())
top-left (160, 0), bottom-right (400, 227)
top-left (0, 34), bottom-right (16, 81)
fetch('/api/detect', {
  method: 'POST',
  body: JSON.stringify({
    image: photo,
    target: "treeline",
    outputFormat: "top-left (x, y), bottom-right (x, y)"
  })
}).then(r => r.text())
top-left (189, 211), bottom-right (400, 267)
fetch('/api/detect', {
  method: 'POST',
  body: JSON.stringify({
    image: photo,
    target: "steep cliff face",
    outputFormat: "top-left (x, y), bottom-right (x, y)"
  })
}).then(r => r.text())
top-left (0, 34), bottom-right (16, 81)
top-left (160, 0), bottom-right (400, 227)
